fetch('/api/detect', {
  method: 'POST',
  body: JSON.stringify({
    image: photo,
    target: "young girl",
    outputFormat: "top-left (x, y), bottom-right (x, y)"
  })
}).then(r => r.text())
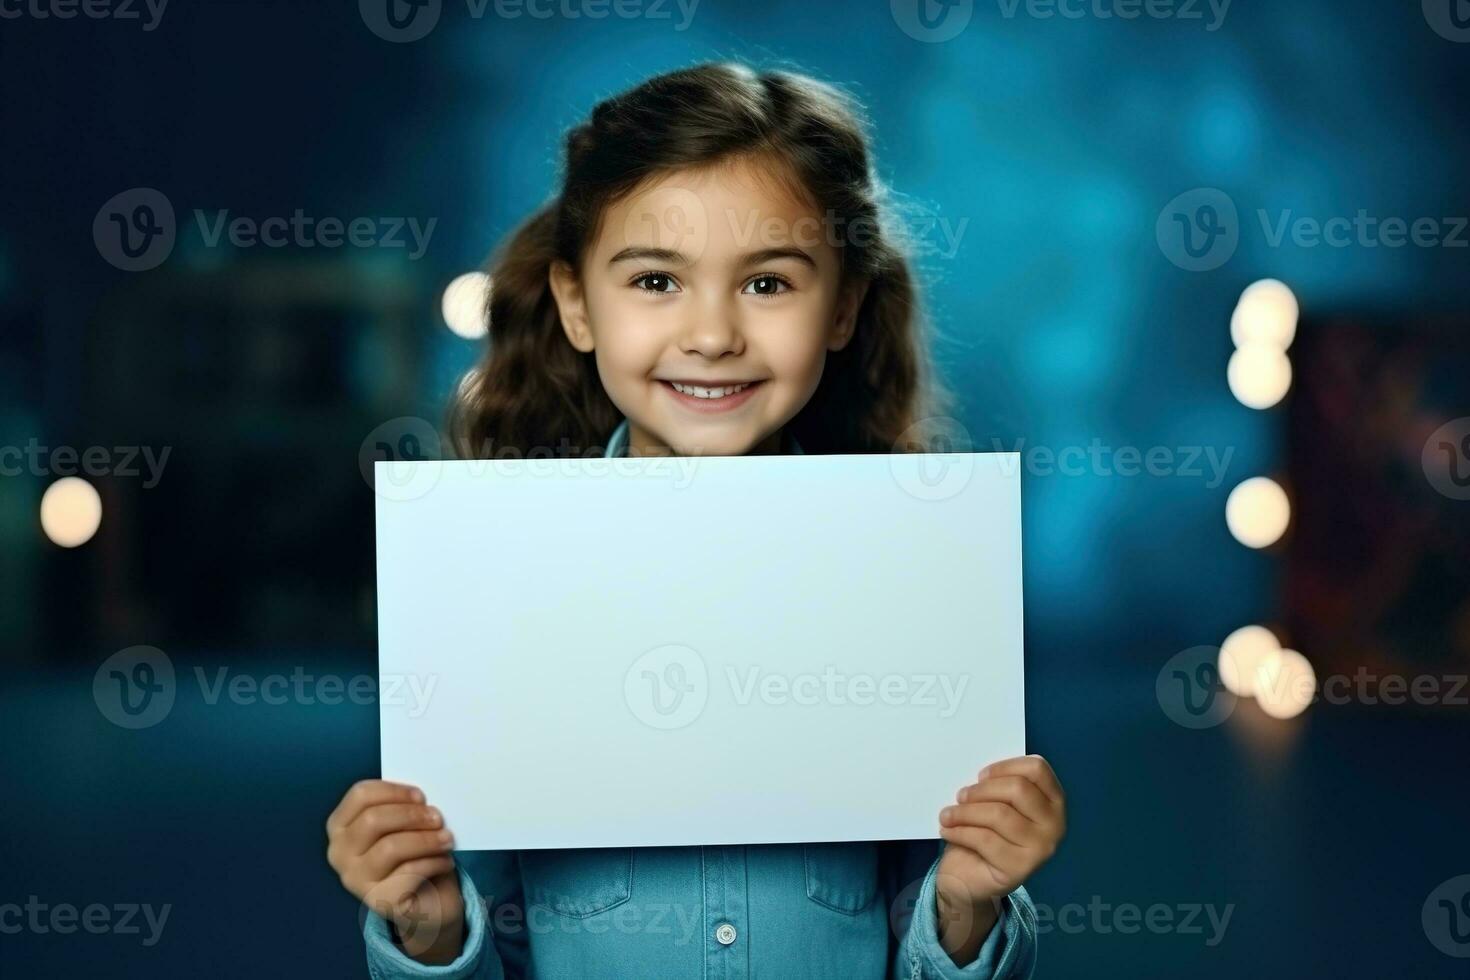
top-left (326, 61), bottom-right (1065, 979)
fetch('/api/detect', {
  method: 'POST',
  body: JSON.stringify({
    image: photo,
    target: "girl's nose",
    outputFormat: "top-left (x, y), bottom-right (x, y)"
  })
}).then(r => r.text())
top-left (678, 299), bottom-right (744, 358)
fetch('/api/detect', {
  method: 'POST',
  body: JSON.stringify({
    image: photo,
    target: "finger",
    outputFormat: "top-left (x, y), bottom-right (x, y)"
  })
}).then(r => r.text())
top-left (386, 855), bottom-right (456, 886)
top-left (957, 775), bottom-right (1053, 824)
top-left (939, 824), bottom-right (1030, 878)
top-left (328, 780), bottom-right (424, 836)
top-left (362, 829), bottom-right (455, 882)
top-left (977, 755), bottom-right (1063, 805)
top-left (357, 859), bottom-right (449, 919)
top-left (344, 804), bottom-right (444, 856)
top-left (940, 801), bottom-right (1035, 848)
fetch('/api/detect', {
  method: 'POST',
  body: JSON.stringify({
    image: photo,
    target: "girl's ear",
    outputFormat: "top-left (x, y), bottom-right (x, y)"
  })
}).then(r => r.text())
top-left (548, 259), bottom-right (595, 352)
top-left (827, 277), bottom-right (870, 352)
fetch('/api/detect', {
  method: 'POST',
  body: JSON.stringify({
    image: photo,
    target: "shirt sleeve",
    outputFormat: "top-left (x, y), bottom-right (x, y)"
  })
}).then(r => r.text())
top-left (363, 852), bottom-right (526, 980)
top-left (888, 842), bottom-right (1038, 980)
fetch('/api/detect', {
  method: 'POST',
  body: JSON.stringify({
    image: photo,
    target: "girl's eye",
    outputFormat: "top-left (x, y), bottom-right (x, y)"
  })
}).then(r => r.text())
top-left (742, 274), bottom-right (793, 298)
top-left (631, 272), bottom-right (680, 294)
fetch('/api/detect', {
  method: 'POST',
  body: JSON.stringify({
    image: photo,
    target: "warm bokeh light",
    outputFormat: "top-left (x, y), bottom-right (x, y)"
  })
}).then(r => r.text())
top-left (1230, 278), bottom-right (1298, 351)
top-left (1254, 648), bottom-right (1315, 719)
top-left (441, 271), bottom-right (491, 339)
top-left (1227, 343), bottom-right (1292, 409)
top-left (1226, 476), bottom-right (1290, 548)
top-left (1218, 624), bottom-right (1280, 697)
top-left (40, 477), bottom-right (102, 548)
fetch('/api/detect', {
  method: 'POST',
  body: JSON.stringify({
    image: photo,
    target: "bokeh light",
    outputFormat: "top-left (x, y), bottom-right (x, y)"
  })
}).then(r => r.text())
top-left (1226, 476), bottom-right (1290, 549)
top-left (1254, 648), bottom-right (1316, 719)
top-left (40, 477), bottom-right (102, 548)
top-left (1227, 343), bottom-right (1293, 409)
top-left (1230, 278), bottom-right (1298, 350)
top-left (1218, 624), bottom-right (1280, 697)
top-left (441, 272), bottom-right (491, 339)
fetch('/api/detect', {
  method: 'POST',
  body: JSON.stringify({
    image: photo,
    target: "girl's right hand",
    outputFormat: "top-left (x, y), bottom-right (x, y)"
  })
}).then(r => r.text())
top-left (325, 779), bottom-right (466, 964)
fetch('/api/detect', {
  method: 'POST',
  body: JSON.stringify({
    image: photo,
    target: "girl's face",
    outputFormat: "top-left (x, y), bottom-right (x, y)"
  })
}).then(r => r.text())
top-left (549, 155), bottom-right (867, 456)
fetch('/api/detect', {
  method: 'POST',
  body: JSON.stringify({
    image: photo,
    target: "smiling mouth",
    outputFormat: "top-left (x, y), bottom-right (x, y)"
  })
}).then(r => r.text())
top-left (656, 378), bottom-right (766, 412)
top-left (664, 380), bottom-right (759, 399)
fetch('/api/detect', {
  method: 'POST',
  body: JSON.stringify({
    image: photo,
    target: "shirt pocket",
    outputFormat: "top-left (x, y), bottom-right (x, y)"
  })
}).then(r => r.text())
top-left (520, 847), bottom-right (634, 918)
top-left (803, 841), bottom-right (880, 915)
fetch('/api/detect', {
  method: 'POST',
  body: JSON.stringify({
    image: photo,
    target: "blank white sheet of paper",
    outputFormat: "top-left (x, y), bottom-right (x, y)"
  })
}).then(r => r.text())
top-left (374, 451), bottom-right (1025, 851)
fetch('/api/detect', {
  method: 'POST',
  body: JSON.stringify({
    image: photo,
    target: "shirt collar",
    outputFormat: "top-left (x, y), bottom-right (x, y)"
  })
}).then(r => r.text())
top-left (603, 418), bottom-right (804, 458)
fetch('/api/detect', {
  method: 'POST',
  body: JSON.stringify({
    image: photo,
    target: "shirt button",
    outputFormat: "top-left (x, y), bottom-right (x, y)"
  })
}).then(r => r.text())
top-left (714, 922), bottom-right (737, 945)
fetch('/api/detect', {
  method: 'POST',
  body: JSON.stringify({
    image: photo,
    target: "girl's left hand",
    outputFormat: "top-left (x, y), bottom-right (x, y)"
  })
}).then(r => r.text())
top-left (933, 754), bottom-right (1066, 959)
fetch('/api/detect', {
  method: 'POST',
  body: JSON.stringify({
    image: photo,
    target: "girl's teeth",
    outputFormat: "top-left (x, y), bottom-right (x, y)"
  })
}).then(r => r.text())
top-left (670, 381), bottom-right (752, 399)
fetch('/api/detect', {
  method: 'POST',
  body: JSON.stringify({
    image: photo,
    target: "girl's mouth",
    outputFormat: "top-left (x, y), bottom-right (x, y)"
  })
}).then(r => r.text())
top-left (657, 379), bottom-right (765, 413)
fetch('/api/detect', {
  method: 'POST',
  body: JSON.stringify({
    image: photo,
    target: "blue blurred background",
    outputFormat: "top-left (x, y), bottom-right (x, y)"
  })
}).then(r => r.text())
top-left (2, 0), bottom-right (1468, 975)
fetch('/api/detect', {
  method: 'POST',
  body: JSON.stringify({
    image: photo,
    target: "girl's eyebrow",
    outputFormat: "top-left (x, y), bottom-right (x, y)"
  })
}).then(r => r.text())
top-left (607, 245), bottom-right (817, 269)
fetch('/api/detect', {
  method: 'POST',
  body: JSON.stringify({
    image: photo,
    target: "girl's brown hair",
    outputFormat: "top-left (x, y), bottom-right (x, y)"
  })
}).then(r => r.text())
top-left (449, 60), bottom-right (952, 457)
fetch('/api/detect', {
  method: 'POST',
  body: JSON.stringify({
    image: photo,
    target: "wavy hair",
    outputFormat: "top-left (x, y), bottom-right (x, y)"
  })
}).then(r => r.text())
top-left (449, 60), bottom-right (952, 457)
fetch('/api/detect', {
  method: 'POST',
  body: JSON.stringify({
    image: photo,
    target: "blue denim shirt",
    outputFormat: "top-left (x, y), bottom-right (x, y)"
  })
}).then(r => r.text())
top-left (362, 418), bottom-right (1038, 979)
